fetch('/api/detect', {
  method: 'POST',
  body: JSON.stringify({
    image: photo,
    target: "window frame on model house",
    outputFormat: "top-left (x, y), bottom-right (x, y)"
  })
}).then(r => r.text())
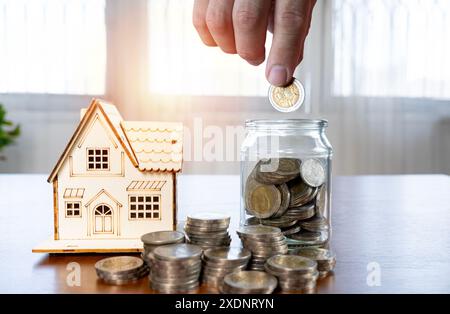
top-left (65, 201), bottom-right (82, 218)
top-left (128, 195), bottom-right (161, 220)
top-left (86, 148), bottom-right (110, 171)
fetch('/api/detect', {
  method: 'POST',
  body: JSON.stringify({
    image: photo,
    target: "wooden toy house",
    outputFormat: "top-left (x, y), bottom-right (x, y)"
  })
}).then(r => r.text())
top-left (33, 99), bottom-right (182, 253)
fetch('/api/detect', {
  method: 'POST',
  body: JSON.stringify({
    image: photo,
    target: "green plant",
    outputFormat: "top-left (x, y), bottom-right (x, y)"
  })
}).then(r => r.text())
top-left (0, 103), bottom-right (20, 159)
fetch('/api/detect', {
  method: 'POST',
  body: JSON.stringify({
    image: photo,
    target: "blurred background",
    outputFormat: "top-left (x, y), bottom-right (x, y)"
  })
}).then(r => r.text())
top-left (0, 0), bottom-right (449, 175)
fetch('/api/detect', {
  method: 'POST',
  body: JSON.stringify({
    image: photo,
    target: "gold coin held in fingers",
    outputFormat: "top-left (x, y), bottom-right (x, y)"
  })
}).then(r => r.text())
top-left (269, 78), bottom-right (305, 113)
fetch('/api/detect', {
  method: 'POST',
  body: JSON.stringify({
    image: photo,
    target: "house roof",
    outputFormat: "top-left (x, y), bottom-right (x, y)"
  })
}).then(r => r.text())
top-left (121, 121), bottom-right (183, 172)
top-left (48, 99), bottom-right (183, 183)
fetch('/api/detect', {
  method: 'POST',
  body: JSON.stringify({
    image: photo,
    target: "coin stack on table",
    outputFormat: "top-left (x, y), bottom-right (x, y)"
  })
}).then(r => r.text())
top-left (184, 213), bottom-right (231, 250)
top-left (265, 254), bottom-right (319, 293)
top-left (95, 256), bottom-right (149, 285)
top-left (220, 271), bottom-right (278, 294)
top-left (291, 247), bottom-right (336, 278)
top-left (244, 157), bottom-right (329, 251)
top-left (237, 225), bottom-right (288, 271)
top-left (149, 243), bottom-right (202, 293)
top-left (201, 247), bottom-right (251, 289)
top-left (141, 230), bottom-right (185, 266)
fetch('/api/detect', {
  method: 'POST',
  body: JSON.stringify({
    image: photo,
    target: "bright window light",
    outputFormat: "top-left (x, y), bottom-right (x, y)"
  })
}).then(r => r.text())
top-left (0, 0), bottom-right (106, 95)
top-left (332, 0), bottom-right (450, 99)
top-left (148, 0), bottom-right (272, 97)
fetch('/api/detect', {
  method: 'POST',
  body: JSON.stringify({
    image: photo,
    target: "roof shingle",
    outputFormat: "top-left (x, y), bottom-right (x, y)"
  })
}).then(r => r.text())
top-left (121, 121), bottom-right (183, 172)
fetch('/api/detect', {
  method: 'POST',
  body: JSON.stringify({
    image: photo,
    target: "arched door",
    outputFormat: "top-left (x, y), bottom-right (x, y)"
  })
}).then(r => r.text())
top-left (94, 204), bottom-right (113, 233)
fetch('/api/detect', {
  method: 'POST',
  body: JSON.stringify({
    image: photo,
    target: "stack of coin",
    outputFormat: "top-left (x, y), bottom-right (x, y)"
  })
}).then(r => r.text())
top-left (149, 243), bottom-right (202, 293)
top-left (184, 213), bottom-right (231, 250)
top-left (291, 247), bottom-right (336, 278)
top-left (244, 157), bottom-right (330, 249)
top-left (201, 247), bottom-right (251, 289)
top-left (95, 256), bottom-right (149, 285)
top-left (237, 225), bottom-right (288, 271)
top-left (265, 254), bottom-right (318, 293)
top-left (141, 230), bottom-right (185, 266)
top-left (220, 271), bottom-right (278, 294)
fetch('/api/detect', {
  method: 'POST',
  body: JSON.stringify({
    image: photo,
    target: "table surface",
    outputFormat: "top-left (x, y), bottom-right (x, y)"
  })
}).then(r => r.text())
top-left (0, 174), bottom-right (449, 294)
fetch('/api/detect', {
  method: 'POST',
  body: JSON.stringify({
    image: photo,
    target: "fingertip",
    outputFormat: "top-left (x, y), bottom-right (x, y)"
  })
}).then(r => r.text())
top-left (247, 57), bottom-right (265, 66)
top-left (266, 64), bottom-right (291, 86)
top-left (203, 39), bottom-right (218, 47)
top-left (222, 46), bottom-right (237, 54)
top-left (238, 49), bottom-right (266, 66)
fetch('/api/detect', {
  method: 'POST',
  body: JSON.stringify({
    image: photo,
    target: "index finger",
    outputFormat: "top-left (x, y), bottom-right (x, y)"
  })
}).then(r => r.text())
top-left (193, 0), bottom-right (217, 46)
top-left (266, 0), bottom-right (315, 86)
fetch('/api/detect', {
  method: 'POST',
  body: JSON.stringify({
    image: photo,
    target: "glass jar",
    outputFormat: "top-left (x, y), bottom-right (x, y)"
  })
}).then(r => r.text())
top-left (240, 119), bottom-right (333, 249)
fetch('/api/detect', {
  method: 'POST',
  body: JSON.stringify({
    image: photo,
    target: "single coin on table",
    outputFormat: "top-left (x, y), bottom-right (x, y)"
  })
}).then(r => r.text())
top-left (149, 243), bottom-right (203, 293)
top-left (141, 230), bottom-right (185, 246)
top-left (221, 271), bottom-right (278, 294)
top-left (95, 256), bottom-right (144, 274)
top-left (95, 256), bottom-right (148, 285)
top-left (268, 78), bottom-right (305, 113)
top-left (152, 243), bottom-right (202, 261)
top-left (266, 254), bottom-right (317, 275)
top-left (201, 247), bottom-right (251, 289)
top-left (186, 212), bottom-right (231, 225)
top-left (265, 254), bottom-right (319, 292)
top-left (291, 247), bottom-right (336, 277)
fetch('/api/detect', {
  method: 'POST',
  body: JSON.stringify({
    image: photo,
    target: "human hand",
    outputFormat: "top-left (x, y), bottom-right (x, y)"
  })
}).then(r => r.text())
top-left (193, 0), bottom-right (316, 86)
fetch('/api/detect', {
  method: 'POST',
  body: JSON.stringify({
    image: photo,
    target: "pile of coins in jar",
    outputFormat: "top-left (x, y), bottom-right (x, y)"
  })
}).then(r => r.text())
top-left (244, 157), bottom-right (330, 251)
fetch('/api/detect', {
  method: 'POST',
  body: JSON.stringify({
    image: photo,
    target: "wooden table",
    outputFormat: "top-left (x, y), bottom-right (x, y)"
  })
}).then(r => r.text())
top-left (0, 174), bottom-right (449, 293)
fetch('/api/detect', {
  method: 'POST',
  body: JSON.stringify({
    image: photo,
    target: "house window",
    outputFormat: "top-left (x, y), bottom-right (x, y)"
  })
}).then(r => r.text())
top-left (66, 202), bottom-right (81, 218)
top-left (87, 148), bottom-right (109, 170)
top-left (129, 195), bottom-right (160, 220)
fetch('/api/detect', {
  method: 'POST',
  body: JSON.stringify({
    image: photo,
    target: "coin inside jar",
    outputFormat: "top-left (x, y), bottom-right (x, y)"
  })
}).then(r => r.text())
top-left (269, 78), bottom-right (305, 113)
top-left (315, 185), bottom-right (327, 217)
top-left (259, 216), bottom-right (298, 228)
top-left (289, 230), bottom-right (323, 242)
top-left (245, 178), bottom-right (281, 219)
top-left (300, 159), bottom-right (326, 188)
top-left (288, 178), bottom-right (318, 207)
top-left (273, 183), bottom-right (291, 218)
top-left (299, 215), bottom-right (329, 232)
top-left (255, 158), bottom-right (300, 185)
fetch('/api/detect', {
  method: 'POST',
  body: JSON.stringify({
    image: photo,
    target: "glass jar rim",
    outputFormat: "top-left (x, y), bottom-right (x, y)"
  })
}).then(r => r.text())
top-left (245, 119), bottom-right (328, 130)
